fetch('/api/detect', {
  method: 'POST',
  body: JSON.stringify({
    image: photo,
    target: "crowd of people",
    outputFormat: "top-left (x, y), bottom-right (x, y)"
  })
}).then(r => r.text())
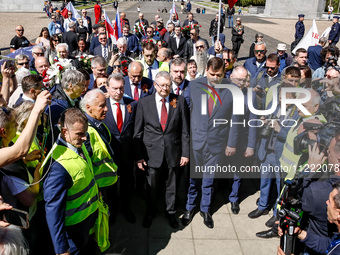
top-left (1, 1), bottom-right (340, 254)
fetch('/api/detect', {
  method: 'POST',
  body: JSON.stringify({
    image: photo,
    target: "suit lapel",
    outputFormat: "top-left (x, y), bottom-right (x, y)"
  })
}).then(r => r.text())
top-left (150, 94), bottom-right (163, 131)
top-left (209, 87), bottom-right (227, 119)
top-left (165, 94), bottom-right (175, 131)
top-left (124, 78), bottom-right (132, 98)
top-left (122, 98), bottom-right (131, 133)
top-left (105, 98), bottom-right (120, 134)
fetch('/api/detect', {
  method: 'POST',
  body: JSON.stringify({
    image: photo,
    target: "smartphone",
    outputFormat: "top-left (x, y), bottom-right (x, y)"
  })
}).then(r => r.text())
top-left (0, 208), bottom-right (29, 229)
top-left (6, 60), bottom-right (15, 70)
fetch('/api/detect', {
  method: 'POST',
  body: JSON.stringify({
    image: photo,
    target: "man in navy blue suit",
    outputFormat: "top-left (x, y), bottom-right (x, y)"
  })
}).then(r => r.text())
top-left (243, 42), bottom-right (267, 83)
top-left (182, 57), bottom-right (240, 228)
top-left (89, 56), bottom-right (107, 90)
top-left (122, 25), bottom-right (139, 58)
top-left (307, 37), bottom-right (327, 71)
top-left (123, 61), bottom-right (154, 100)
top-left (102, 73), bottom-right (138, 223)
top-left (170, 58), bottom-right (190, 106)
top-left (328, 16), bottom-right (340, 45)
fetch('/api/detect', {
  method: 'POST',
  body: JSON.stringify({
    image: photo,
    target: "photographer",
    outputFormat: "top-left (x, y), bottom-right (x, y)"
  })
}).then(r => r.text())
top-left (312, 45), bottom-right (339, 79)
top-left (278, 132), bottom-right (340, 255)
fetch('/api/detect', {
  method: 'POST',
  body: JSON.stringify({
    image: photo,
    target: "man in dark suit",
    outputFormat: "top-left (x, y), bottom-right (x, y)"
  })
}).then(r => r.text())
top-left (170, 58), bottom-right (190, 106)
top-left (102, 73), bottom-right (138, 223)
top-left (168, 25), bottom-right (187, 58)
top-left (124, 62), bottom-right (154, 100)
top-left (135, 12), bottom-right (149, 27)
top-left (62, 21), bottom-right (78, 54)
top-left (182, 57), bottom-right (239, 229)
top-left (122, 25), bottom-right (139, 57)
top-left (182, 13), bottom-right (198, 27)
top-left (183, 26), bottom-right (209, 60)
top-left (89, 56), bottom-right (107, 91)
top-left (93, 33), bottom-right (112, 62)
top-left (134, 71), bottom-right (190, 228)
top-left (329, 16), bottom-right (340, 45)
top-left (307, 37), bottom-right (327, 71)
top-left (81, 9), bottom-right (92, 32)
top-left (14, 74), bottom-right (44, 108)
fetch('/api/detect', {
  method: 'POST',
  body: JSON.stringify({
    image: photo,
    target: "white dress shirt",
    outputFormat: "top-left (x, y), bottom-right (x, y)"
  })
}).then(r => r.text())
top-left (155, 93), bottom-right (169, 121)
top-left (82, 17), bottom-right (89, 29)
top-left (110, 97), bottom-right (125, 124)
top-left (172, 81), bottom-right (184, 95)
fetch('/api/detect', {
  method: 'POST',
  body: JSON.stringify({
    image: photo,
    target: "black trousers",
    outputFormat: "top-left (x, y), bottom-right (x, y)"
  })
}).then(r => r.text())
top-left (232, 39), bottom-right (243, 57)
top-left (145, 159), bottom-right (179, 215)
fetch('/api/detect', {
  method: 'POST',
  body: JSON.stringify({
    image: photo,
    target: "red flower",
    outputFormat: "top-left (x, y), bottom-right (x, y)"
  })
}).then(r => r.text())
top-left (57, 65), bottom-right (63, 71)
top-left (127, 104), bottom-right (132, 113)
top-left (80, 55), bottom-right (84, 59)
top-left (42, 69), bottom-right (47, 77)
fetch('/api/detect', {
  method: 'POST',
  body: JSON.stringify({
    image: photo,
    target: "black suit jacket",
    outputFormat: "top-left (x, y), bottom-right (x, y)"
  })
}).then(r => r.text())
top-left (134, 93), bottom-right (190, 168)
top-left (123, 76), bottom-right (154, 100)
top-left (62, 31), bottom-right (78, 53)
top-left (102, 97), bottom-right (137, 166)
top-left (168, 35), bottom-right (187, 57)
top-left (182, 19), bottom-right (198, 27)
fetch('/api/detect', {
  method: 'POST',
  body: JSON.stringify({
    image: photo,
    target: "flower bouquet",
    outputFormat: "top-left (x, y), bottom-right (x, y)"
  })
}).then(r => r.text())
top-left (75, 53), bottom-right (94, 73)
top-left (182, 24), bottom-right (201, 37)
top-left (134, 22), bottom-right (147, 39)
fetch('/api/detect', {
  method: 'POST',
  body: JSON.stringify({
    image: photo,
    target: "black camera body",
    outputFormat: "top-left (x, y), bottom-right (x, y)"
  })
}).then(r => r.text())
top-left (259, 114), bottom-right (278, 139)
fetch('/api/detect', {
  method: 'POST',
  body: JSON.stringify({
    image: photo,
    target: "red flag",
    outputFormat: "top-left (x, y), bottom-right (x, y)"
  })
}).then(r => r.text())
top-left (228, 0), bottom-right (238, 9)
top-left (61, 7), bottom-right (68, 18)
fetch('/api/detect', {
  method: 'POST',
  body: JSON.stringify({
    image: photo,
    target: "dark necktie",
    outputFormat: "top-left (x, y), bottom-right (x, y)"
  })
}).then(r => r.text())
top-left (148, 66), bottom-right (152, 80)
top-left (115, 103), bottom-right (123, 133)
top-left (77, 148), bottom-right (87, 161)
top-left (208, 94), bottom-right (214, 116)
top-left (160, 98), bottom-right (168, 131)
top-left (176, 87), bottom-right (180, 95)
top-left (133, 85), bottom-right (139, 101)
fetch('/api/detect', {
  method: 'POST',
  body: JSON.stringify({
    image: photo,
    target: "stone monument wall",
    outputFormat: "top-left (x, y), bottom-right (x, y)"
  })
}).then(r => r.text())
top-left (0, 0), bottom-right (44, 12)
top-left (264, 0), bottom-right (327, 19)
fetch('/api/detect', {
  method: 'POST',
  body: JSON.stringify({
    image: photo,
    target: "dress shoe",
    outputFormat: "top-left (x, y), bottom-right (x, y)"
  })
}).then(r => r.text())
top-left (182, 210), bottom-right (194, 226)
top-left (248, 208), bottom-right (269, 219)
top-left (122, 208), bottom-right (136, 224)
top-left (231, 202), bottom-right (240, 214)
top-left (142, 214), bottom-right (154, 228)
top-left (256, 229), bottom-right (279, 239)
top-left (166, 214), bottom-right (179, 228)
top-left (265, 215), bottom-right (277, 228)
top-left (200, 211), bottom-right (214, 229)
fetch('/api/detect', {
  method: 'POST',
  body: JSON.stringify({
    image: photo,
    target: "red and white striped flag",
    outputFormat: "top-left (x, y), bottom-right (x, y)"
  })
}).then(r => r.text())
top-left (169, 0), bottom-right (178, 21)
top-left (113, 7), bottom-right (122, 44)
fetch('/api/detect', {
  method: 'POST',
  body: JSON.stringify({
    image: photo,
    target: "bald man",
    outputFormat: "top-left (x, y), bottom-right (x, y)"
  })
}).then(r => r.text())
top-left (123, 61), bottom-right (154, 100)
top-left (10, 25), bottom-right (34, 52)
top-left (34, 57), bottom-right (50, 77)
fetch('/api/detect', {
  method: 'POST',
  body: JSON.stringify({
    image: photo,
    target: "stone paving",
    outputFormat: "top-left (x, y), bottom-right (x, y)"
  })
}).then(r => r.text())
top-left (1, 1), bottom-right (334, 254)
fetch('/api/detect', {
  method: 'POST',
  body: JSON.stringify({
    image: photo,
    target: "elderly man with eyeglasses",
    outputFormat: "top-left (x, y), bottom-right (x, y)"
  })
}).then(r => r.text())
top-left (63, 11), bottom-right (76, 32)
top-left (243, 41), bottom-right (267, 80)
top-left (80, 9), bottom-right (92, 32)
top-left (183, 26), bottom-right (209, 60)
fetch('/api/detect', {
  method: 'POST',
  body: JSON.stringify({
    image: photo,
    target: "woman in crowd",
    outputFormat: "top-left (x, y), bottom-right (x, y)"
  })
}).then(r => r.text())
top-left (76, 18), bottom-right (89, 41)
top-left (186, 59), bottom-right (202, 81)
top-left (72, 37), bottom-right (90, 57)
top-left (35, 27), bottom-right (50, 49)
top-left (44, 34), bottom-right (61, 64)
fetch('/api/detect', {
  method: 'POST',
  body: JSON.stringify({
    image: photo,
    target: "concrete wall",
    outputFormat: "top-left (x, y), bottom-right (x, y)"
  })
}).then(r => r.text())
top-left (264, 0), bottom-right (327, 19)
top-left (0, 0), bottom-right (44, 12)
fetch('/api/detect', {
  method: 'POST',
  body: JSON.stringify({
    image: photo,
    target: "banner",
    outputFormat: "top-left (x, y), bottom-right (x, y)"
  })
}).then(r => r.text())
top-left (113, 7), bottom-right (122, 44)
top-left (228, 0), bottom-right (238, 9)
top-left (292, 19), bottom-right (319, 54)
top-left (169, 0), bottom-right (179, 21)
top-left (61, 2), bottom-right (80, 20)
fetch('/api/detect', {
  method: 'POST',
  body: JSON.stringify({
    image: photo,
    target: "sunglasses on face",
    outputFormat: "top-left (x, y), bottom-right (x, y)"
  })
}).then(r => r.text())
top-left (223, 58), bottom-right (231, 62)
top-left (196, 45), bottom-right (204, 49)
top-left (113, 65), bottom-right (121, 68)
top-left (190, 33), bottom-right (195, 35)
top-left (33, 52), bottom-right (44, 56)
top-left (265, 66), bottom-right (276, 70)
top-left (17, 29), bottom-right (24, 32)
top-left (255, 50), bottom-right (265, 54)
top-left (17, 62), bottom-right (29, 65)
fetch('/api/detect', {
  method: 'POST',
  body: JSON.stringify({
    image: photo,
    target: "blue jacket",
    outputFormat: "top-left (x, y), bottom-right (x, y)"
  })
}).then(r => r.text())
top-left (295, 20), bottom-right (305, 40)
top-left (329, 22), bottom-right (340, 43)
top-left (124, 33), bottom-right (139, 53)
top-left (307, 44), bottom-right (324, 70)
top-left (123, 76), bottom-right (154, 100)
top-left (243, 56), bottom-right (266, 79)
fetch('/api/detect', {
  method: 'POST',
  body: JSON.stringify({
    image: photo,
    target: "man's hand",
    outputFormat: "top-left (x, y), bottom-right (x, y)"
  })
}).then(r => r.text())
top-left (57, 251), bottom-right (71, 255)
top-left (137, 159), bottom-right (147, 171)
top-left (322, 77), bottom-right (340, 95)
top-left (270, 120), bottom-right (281, 133)
top-left (244, 147), bottom-right (254, 157)
top-left (214, 40), bottom-right (222, 54)
top-left (225, 146), bottom-right (236, 156)
top-left (0, 196), bottom-right (12, 227)
top-left (24, 150), bottom-right (42, 162)
top-left (180, 157), bottom-right (189, 167)
top-left (0, 62), bottom-right (15, 79)
top-left (307, 143), bottom-right (327, 171)
top-left (34, 91), bottom-right (52, 113)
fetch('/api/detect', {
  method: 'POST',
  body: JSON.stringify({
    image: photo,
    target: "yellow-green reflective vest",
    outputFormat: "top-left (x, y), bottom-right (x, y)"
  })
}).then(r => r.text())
top-left (12, 132), bottom-right (41, 169)
top-left (40, 143), bottom-right (99, 226)
top-left (138, 60), bottom-right (170, 78)
top-left (87, 125), bottom-right (118, 188)
top-left (280, 113), bottom-right (327, 180)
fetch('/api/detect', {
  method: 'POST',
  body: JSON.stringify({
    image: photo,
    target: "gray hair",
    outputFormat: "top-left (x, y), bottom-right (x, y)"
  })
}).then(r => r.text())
top-left (162, 48), bottom-right (172, 59)
top-left (61, 69), bottom-right (85, 90)
top-left (13, 101), bottom-right (34, 132)
top-left (69, 21), bottom-right (76, 29)
top-left (108, 72), bottom-right (125, 85)
top-left (319, 37), bottom-right (328, 44)
top-left (196, 39), bottom-right (206, 48)
top-left (32, 45), bottom-right (45, 53)
top-left (255, 41), bottom-right (267, 48)
top-left (170, 57), bottom-right (187, 71)
top-left (128, 61), bottom-right (144, 72)
top-left (303, 88), bottom-right (321, 106)
top-left (15, 67), bottom-right (31, 85)
top-left (0, 225), bottom-right (28, 255)
top-left (56, 43), bottom-right (69, 53)
top-left (15, 54), bottom-right (29, 61)
top-left (231, 66), bottom-right (248, 76)
top-left (91, 56), bottom-right (107, 68)
top-left (80, 89), bottom-right (105, 112)
top-left (117, 38), bottom-right (127, 46)
top-left (155, 71), bottom-right (171, 81)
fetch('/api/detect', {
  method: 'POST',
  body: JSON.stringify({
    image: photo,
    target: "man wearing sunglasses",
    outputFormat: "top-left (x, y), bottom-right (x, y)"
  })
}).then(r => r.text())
top-left (80, 9), bottom-right (92, 32)
top-left (15, 54), bottom-right (30, 70)
top-left (10, 25), bottom-right (33, 53)
top-left (244, 41), bottom-right (267, 81)
top-left (29, 45), bottom-right (45, 74)
top-left (183, 26), bottom-right (209, 60)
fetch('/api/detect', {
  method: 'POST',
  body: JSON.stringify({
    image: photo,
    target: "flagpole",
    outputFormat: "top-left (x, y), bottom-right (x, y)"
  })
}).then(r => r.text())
top-left (217, 0), bottom-right (221, 44)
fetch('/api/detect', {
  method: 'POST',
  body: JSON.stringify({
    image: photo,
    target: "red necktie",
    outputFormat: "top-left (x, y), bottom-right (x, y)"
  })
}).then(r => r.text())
top-left (133, 85), bottom-right (139, 101)
top-left (160, 98), bottom-right (168, 131)
top-left (208, 95), bottom-right (214, 116)
top-left (176, 87), bottom-right (180, 95)
top-left (116, 103), bottom-right (123, 133)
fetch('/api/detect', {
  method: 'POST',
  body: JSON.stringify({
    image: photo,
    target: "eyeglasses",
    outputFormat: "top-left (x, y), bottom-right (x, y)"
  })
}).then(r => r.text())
top-left (17, 61), bottom-right (29, 66)
top-left (265, 66), bottom-right (276, 70)
top-left (155, 82), bottom-right (171, 89)
top-left (53, 39), bottom-right (60, 42)
top-left (113, 65), bottom-right (121, 68)
top-left (254, 50), bottom-right (265, 54)
top-left (16, 29), bottom-right (24, 32)
top-left (33, 52), bottom-right (44, 56)
top-left (196, 45), bottom-right (204, 49)
top-left (223, 58), bottom-right (231, 62)
top-left (146, 31), bottom-right (153, 33)
top-left (190, 33), bottom-right (195, 35)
